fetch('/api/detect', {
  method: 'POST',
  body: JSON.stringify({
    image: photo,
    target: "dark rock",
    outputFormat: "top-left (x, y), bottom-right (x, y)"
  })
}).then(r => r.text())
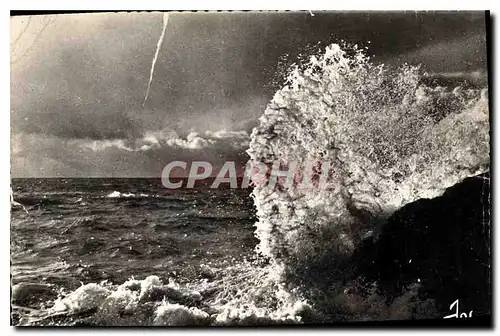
top-left (199, 266), bottom-right (216, 279)
top-left (123, 282), bottom-right (141, 292)
top-left (355, 172), bottom-right (491, 317)
top-left (139, 286), bottom-right (184, 304)
top-left (11, 282), bottom-right (57, 308)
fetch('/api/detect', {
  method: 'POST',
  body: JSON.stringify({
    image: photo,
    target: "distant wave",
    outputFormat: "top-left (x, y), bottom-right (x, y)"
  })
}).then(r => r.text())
top-left (106, 191), bottom-right (150, 198)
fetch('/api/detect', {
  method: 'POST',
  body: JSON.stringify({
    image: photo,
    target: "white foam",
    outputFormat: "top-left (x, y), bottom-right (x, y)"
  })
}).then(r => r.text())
top-left (247, 43), bottom-right (490, 268)
top-left (106, 191), bottom-right (136, 198)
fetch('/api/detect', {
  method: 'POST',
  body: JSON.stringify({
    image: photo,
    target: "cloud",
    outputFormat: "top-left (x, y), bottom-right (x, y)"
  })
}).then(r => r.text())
top-left (164, 130), bottom-right (249, 150)
top-left (427, 70), bottom-right (487, 79)
top-left (205, 129), bottom-right (248, 139)
top-left (422, 70), bottom-right (487, 87)
top-left (11, 129), bottom-right (250, 177)
top-left (394, 33), bottom-right (487, 73)
top-left (79, 129), bottom-right (249, 152)
top-left (80, 139), bottom-right (135, 152)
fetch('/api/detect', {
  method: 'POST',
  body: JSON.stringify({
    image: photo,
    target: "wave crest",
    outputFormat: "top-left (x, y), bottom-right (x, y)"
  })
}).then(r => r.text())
top-left (247, 43), bottom-right (489, 272)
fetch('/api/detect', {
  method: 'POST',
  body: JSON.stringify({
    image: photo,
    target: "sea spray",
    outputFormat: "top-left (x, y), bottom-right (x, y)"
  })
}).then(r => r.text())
top-left (247, 43), bottom-right (489, 285)
top-left (15, 265), bottom-right (311, 326)
top-left (142, 12), bottom-right (169, 107)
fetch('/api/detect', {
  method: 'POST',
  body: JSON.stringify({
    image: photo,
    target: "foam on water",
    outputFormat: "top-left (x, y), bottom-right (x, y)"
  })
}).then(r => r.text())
top-left (14, 266), bottom-right (310, 326)
top-left (107, 191), bottom-right (135, 198)
top-left (106, 191), bottom-right (151, 198)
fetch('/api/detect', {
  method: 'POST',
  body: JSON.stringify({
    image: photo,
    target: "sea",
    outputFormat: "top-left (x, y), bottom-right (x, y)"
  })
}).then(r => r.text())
top-left (10, 178), bottom-right (261, 325)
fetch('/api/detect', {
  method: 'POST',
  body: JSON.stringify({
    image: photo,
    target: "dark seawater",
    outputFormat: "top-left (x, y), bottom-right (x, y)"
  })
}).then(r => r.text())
top-left (11, 178), bottom-right (258, 291)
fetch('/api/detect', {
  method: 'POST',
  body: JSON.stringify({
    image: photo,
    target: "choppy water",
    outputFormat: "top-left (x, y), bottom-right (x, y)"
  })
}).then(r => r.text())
top-left (11, 178), bottom-right (265, 325)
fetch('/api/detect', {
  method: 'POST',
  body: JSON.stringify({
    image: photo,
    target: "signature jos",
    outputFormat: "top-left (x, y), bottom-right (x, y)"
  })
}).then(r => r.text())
top-left (444, 299), bottom-right (473, 319)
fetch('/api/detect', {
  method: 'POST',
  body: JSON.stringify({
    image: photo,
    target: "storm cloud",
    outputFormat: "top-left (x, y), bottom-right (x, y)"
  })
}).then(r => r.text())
top-left (10, 11), bottom-right (487, 177)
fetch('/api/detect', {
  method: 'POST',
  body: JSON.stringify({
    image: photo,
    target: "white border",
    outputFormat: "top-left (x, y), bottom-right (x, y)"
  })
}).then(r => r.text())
top-left (2, 1), bottom-right (498, 335)
top-left (3, 0), bottom-right (499, 10)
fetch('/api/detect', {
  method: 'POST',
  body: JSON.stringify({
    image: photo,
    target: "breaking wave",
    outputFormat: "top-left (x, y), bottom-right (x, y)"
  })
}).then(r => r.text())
top-left (246, 43), bottom-right (489, 319)
top-left (106, 191), bottom-right (152, 198)
top-left (13, 261), bottom-right (312, 326)
top-left (248, 43), bottom-right (489, 267)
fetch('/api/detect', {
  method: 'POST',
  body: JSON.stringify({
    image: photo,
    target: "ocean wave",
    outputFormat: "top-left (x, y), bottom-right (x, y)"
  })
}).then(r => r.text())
top-left (12, 263), bottom-right (311, 326)
top-left (12, 195), bottom-right (64, 207)
top-left (104, 191), bottom-right (173, 200)
top-left (107, 191), bottom-right (140, 198)
top-left (245, 43), bottom-right (489, 319)
top-left (248, 43), bottom-right (489, 269)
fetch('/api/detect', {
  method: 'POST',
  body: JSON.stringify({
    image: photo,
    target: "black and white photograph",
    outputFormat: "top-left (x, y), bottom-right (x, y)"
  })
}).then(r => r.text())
top-left (9, 10), bottom-right (491, 327)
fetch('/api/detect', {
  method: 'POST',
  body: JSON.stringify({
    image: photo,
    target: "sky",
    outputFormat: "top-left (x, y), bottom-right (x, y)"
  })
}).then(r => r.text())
top-left (10, 11), bottom-right (488, 177)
